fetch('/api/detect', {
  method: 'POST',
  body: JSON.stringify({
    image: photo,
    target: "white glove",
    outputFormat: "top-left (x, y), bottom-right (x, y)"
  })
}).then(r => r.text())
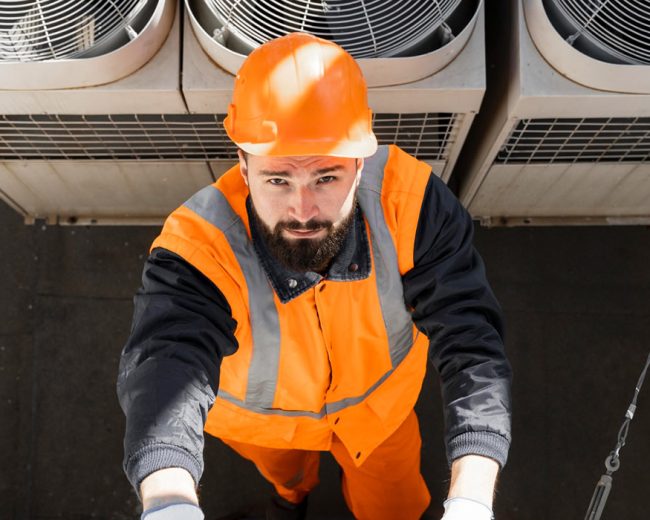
top-left (441, 497), bottom-right (494, 520)
top-left (141, 503), bottom-right (204, 520)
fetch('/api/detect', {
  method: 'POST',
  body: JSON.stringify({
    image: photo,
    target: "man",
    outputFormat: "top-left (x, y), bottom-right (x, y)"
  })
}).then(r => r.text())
top-left (117, 33), bottom-right (511, 520)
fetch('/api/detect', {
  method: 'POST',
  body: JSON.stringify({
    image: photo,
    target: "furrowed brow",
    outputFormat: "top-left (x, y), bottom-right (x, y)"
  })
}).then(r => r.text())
top-left (313, 165), bottom-right (345, 176)
top-left (258, 165), bottom-right (345, 178)
top-left (259, 170), bottom-right (292, 178)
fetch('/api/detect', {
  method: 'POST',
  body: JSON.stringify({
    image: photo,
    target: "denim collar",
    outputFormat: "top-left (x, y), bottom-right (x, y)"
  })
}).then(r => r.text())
top-left (247, 198), bottom-right (371, 304)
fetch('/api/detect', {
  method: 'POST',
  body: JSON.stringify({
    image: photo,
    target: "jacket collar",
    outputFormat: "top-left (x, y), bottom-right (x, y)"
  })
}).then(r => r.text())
top-left (247, 198), bottom-right (371, 303)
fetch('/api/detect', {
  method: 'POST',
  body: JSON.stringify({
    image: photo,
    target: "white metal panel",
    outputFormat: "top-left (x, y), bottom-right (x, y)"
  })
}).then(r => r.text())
top-left (0, 1), bottom-right (176, 90)
top-left (468, 162), bottom-right (650, 217)
top-left (367, 5), bottom-right (485, 115)
top-left (182, 5), bottom-right (486, 115)
top-left (523, 0), bottom-right (650, 94)
top-left (459, 0), bottom-right (650, 222)
top-left (184, 0), bottom-right (483, 88)
top-left (182, 11), bottom-right (235, 114)
top-left (0, 2), bottom-right (185, 115)
top-left (0, 161), bottom-right (214, 223)
top-left (512, 0), bottom-right (650, 118)
top-left (207, 160), bottom-right (237, 180)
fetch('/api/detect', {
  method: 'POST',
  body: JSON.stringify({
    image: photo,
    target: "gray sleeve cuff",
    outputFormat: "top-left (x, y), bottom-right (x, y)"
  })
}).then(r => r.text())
top-left (447, 431), bottom-right (511, 469)
top-left (124, 443), bottom-right (203, 495)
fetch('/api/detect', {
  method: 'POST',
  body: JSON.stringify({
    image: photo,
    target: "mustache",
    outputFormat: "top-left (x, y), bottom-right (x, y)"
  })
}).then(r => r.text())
top-left (277, 219), bottom-right (333, 232)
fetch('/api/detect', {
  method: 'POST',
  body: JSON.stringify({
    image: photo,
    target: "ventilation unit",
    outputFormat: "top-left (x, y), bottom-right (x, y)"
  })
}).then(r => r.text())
top-left (0, 1), bottom-right (216, 224)
top-left (183, 0), bottom-right (487, 184)
top-left (458, 0), bottom-right (650, 226)
top-left (0, 0), bottom-right (487, 225)
top-left (0, 0), bottom-right (171, 88)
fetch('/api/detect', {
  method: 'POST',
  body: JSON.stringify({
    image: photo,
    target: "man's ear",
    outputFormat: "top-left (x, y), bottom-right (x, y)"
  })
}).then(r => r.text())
top-left (356, 158), bottom-right (364, 174)
top-left (237, 149), bottom-right (249, 185)
top-left (354, 158), bottom-right (364, 186)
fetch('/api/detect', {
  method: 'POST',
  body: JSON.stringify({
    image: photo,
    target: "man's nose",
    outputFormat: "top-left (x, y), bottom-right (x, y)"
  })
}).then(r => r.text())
top-left (289, 186), bottom-right (319, 223)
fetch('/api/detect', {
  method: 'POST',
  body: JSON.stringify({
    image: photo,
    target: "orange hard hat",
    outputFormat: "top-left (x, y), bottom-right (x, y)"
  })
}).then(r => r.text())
top-left (223, 33), bottom-right (377, 158)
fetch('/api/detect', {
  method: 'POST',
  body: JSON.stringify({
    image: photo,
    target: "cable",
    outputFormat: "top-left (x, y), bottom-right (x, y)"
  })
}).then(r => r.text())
top-left (584, 352), bottom-right (650, 520)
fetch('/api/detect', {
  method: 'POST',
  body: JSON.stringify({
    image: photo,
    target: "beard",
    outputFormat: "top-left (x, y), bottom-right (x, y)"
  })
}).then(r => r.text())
top-left (251, 198), bottom-right (356, 273)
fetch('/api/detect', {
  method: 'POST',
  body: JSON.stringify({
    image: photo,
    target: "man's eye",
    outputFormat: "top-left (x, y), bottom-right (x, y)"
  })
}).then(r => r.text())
top-left (268, 178), bottom-right (287, 185)
top-left (318, 176), bottom-right (336, 184)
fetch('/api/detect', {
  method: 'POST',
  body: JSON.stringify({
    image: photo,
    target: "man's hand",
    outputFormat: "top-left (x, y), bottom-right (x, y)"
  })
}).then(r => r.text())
top-left (441, 454), bottom-right (499, 519)
top-left (140, 467), bottom-right (199, 511)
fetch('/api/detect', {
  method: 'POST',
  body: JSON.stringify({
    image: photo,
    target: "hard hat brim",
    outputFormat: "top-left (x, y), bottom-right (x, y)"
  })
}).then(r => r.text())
top-left (236, 135), bottom-right (378, 159)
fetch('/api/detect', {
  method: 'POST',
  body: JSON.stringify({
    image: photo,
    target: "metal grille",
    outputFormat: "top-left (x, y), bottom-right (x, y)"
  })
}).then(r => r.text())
top-left (373, 113), bottom-right (459, 160)
top-left (496, 117), bottom-right (650, 164)
top-left (196, 0), bottom-right (471, 58)
top-left (0, 113), bottom-right (459, 161)
top-left (0, 0), bottom-right (153, 62)
top-left (544, 0), bottom-right (650, 65)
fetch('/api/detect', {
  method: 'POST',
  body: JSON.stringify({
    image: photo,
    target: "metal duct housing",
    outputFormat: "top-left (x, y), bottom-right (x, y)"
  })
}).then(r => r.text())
top-left (0, 0), bottom-right (156, 62)
top-left (195, 0), bottom-right (471, 58)
top-left (524, 0), bottom-right (650, 94)
top-left (0, 0), bottom-right (175, 90)
top-left (459, 0), bottom-right (650, 225)
top-left (542, 0), bottom-right (650, 65)
top-left (187, 0), bottom-right (482, 87)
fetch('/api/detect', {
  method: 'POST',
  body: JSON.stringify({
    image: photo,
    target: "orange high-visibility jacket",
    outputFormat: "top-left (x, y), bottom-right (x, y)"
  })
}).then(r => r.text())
top-left (151, 145), bottom-right (431, 466)
top-left (119, 145), bottom-right (512, 491)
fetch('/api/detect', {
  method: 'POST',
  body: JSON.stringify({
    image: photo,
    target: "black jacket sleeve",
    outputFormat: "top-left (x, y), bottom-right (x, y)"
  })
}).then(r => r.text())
top-left (402, 174), bottom-right (512, 468)
top-left (116, 248), bottom-right (238, 493)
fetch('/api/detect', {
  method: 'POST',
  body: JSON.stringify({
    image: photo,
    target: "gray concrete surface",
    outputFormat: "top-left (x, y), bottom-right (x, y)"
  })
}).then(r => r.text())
top-left (1, 199), bottom-right (649, 519)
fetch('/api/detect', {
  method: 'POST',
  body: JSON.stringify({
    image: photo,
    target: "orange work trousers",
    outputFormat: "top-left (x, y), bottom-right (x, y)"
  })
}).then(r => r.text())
top-left (222, 410), bottom-right (431, 520)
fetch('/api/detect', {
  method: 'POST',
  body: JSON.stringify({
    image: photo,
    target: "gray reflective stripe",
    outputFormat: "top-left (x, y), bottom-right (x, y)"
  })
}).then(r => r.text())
top-left (219, 371), bottom-right (392, 418)
top-left (217, 389), bottom-right (325, 419)
top-left (186, 146), bottom-right (414, 418)
top-left (326, 332), bottom-right (417, 413)
top-left (358, 145), bottom-right (415, 368)
top-left (326, 370), bottom-right (392, 414)
top-left (184, 185), bottom-right (280, 409)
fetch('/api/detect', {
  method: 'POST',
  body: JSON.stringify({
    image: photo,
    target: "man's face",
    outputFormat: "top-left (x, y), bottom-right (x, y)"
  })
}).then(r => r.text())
top-left (239, 151), bottom-right (363, 273)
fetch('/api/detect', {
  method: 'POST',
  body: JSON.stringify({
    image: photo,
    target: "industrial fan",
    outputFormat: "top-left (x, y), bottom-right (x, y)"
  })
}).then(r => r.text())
top-left (192, 0), bottom-right (473, 58)
top-left (0, 0), bottom-right (157, 62)
top-left (543, 0), bottom-right (650, 65)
